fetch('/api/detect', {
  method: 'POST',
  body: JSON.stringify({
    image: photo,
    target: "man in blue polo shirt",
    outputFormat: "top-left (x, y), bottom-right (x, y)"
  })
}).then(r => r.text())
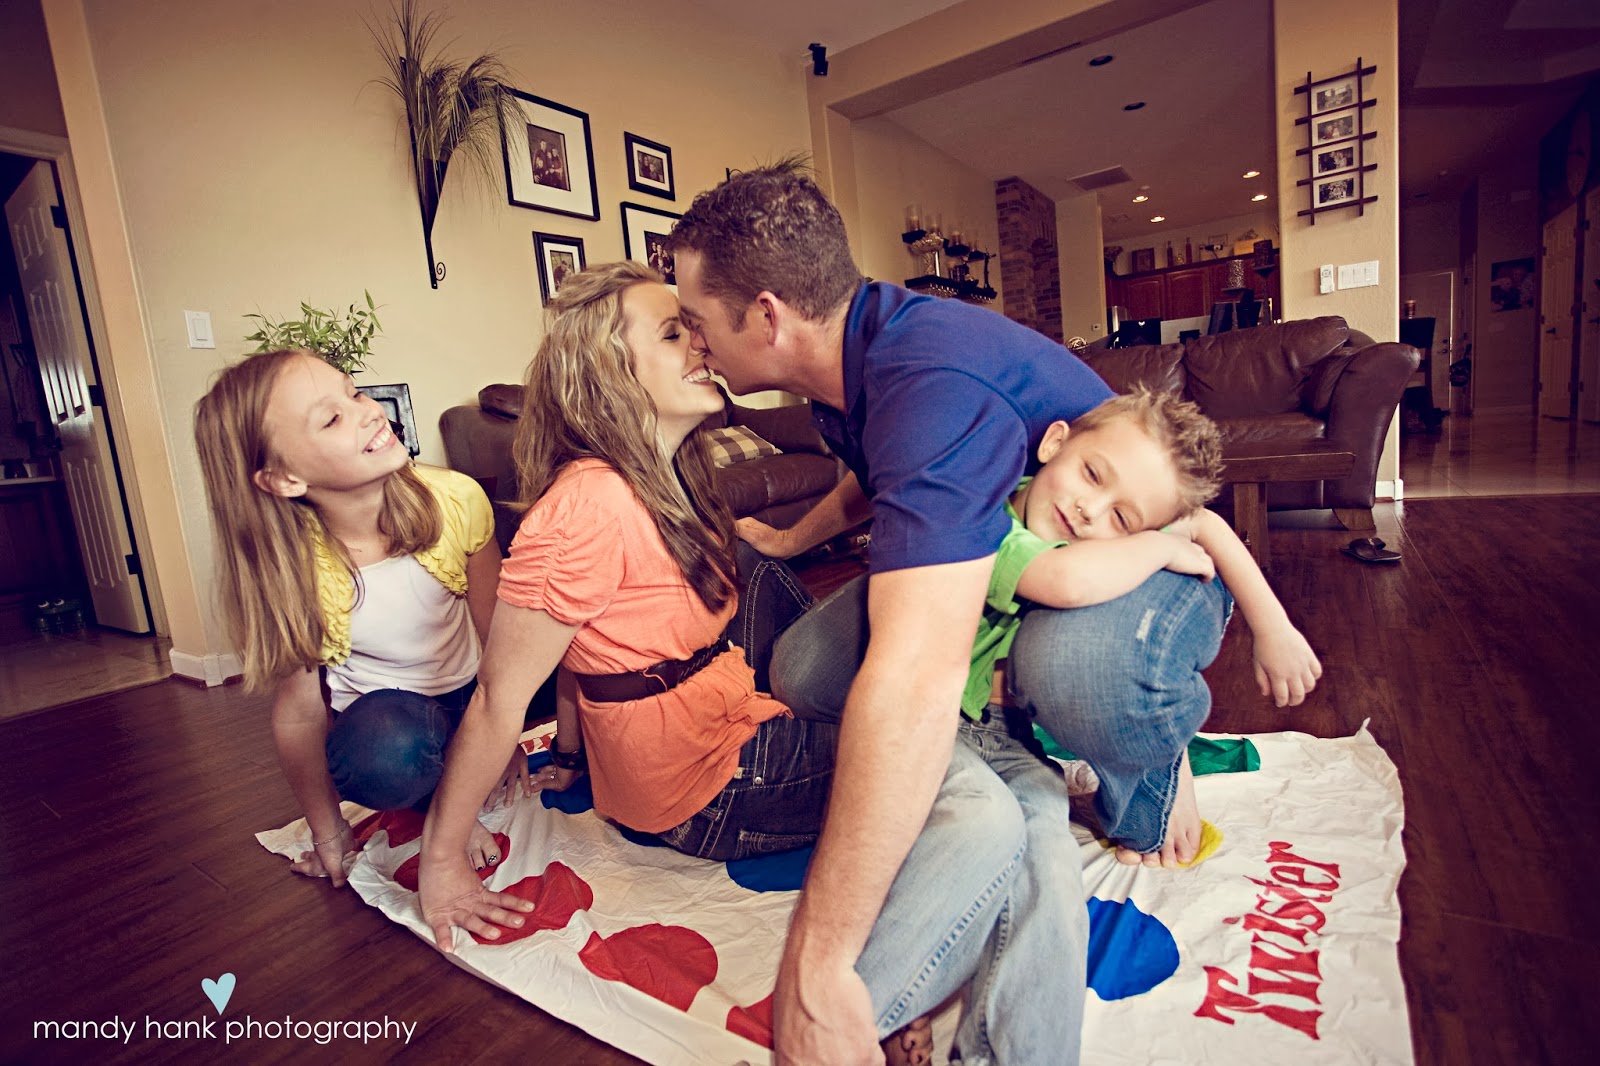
top-left (669, 162), bottom-right (1226, 1066)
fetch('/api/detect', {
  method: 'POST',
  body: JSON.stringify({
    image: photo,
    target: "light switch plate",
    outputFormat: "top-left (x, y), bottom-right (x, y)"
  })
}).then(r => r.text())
top-left (185, 310), bottom-right (215, 349)
top-left (1319, 264), bottom-right (1336, 294)
top-left (1336, 261), bottom-right (1380, 290)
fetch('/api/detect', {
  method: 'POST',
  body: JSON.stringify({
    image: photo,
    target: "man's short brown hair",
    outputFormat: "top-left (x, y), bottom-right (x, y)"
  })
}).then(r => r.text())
top-left (1072, 386), bottom-right (1225, 515)
top-left (666, 156), bottom-right (862, 328)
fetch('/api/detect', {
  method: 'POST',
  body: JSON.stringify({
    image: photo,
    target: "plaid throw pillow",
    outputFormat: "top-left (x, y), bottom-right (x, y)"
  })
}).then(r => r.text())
top-left (705, 425), bottom-right (782, 468)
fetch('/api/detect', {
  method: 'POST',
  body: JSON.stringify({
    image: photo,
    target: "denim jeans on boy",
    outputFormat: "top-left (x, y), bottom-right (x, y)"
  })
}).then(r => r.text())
top-left (325, 678), bottom-right (476, 811)
top-left (770, 575), bottom-right (1086, 1066)
top-left (1008, 569), bottom-right (1233, 854)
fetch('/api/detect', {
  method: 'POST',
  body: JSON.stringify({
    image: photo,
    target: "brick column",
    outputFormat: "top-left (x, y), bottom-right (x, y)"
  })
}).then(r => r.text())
top-left (995, 176), bottom-right (1062, 343)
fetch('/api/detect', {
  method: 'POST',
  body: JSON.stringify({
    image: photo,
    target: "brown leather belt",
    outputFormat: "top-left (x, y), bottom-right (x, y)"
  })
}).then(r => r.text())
top-left (574, 636), bottom-right (731, 703)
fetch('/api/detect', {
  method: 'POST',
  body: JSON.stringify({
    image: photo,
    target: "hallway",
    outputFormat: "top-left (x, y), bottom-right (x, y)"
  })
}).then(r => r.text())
top-left (1401, 410), bottom-right (1600, 498)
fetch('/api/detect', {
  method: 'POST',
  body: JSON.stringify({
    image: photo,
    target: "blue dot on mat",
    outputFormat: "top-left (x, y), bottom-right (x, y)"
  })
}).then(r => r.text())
top-left (538, 771), bottom-right (595, 815)
top-left (726, 846), bottom-right (814, 892)
top-left (1086, 897), bottom-right (1179, 1000)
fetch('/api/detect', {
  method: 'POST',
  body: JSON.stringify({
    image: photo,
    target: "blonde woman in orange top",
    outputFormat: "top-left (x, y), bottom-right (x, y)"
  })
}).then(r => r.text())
top-left (417, 261), bottom-right (836, 946)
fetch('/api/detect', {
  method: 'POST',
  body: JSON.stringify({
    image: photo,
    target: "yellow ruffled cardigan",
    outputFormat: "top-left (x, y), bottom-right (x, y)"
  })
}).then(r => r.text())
top-left (312, 465), bottom-right (495, 665)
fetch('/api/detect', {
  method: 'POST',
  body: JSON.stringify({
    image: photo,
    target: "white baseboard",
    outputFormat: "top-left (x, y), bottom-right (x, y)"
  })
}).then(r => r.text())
top-left (169, 649), bottom-right (243, 687)
top-left (1377, 478), bottom-right (1402, 501)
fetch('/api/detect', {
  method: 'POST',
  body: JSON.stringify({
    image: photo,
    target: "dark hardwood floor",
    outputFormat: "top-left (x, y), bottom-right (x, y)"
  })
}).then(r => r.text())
top-left (2, 494), bottom-right (1597, 1065)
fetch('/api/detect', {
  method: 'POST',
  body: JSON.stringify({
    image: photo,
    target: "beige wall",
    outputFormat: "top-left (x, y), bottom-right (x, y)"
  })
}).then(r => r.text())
top-left (1055, 192), bottom-right (1106, 344)
top-left (1468, 155), bottom-right (1540, 412)
top-left (1273, 0), bottom-right (1401, 485)
top-left (1399, 198), bottom-right (1461, 276)
top-left (0, 0), bottom-right (66, 138)
top-left (850, 116), bottom-right (1002, 307)
top-left (67, 0), bottom-right (811, 669)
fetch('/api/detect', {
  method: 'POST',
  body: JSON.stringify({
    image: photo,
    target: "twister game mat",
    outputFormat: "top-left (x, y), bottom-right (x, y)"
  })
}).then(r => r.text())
top-left (257, 724), bottom-right (1411, 1065)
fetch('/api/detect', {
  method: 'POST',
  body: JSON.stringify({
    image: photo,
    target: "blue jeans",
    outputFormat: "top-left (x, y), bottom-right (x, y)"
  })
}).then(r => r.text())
top-left (325, 679), bottom-right (476, 811)
top-left (657, 712), bottom-right (839, 861)
top-left (1008, 570), bottom-right (1232, 853)
top-left (771, 576), bottom-right (1085, 1066)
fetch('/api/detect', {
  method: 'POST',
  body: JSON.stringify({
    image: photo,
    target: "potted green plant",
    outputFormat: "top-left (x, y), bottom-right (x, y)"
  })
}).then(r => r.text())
top-left (243, 292), bottom-right (383, 375)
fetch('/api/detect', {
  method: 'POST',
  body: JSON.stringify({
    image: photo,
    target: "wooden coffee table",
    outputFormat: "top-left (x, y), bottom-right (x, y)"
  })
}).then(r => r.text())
top-left (1221, 440), bottom-right (1355, 571)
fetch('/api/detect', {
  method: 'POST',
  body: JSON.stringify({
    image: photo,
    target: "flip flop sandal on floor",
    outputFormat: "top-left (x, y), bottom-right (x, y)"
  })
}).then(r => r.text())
top-left (1342, 537), bottom-right (1402, 564)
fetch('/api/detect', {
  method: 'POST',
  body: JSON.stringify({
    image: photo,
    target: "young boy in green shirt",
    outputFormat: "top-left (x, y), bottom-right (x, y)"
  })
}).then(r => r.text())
top-left (972, 387), bottom-right (1322, 868)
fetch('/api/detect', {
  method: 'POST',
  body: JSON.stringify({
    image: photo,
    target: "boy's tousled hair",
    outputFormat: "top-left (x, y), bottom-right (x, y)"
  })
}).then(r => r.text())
top-left (665, 155), bottom-right (861, 330)
top-left (1073, 385), bottom-right (1225, 514)
top-left (194, 348), bottom-right (441, 691)
top-left (514, 260), bottom-right (736, 613)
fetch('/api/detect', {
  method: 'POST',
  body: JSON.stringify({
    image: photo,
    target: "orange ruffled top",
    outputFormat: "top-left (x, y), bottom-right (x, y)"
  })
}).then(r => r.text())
top-left (497, 459), bottom-right (786, 832)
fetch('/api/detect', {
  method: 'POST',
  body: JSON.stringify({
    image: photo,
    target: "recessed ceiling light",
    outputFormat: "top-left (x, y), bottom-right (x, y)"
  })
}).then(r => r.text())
top-left (1242, 170), bottom-right (1261, 179)
top-left (1089, 54), bottom-right (1114, 66)
top-left (1124, 101), bottom-right (1146, 111)
top-left (1150, 215), bottom-right (1165, 223)
top-left (1251, 193), bottom-right (1268, 202)
top-left (1132, 194), bottom-right (1149, 203)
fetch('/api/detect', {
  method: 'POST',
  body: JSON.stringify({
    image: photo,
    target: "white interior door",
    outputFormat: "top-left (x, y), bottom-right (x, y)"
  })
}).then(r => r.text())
top-left (1400, 270), bottom-right (1454, 411)
top-left (1539, 203), bottom-right (1577, 419)
top-left (5, 161), bottom-right (150, 633)
top-left (1581, 186), bottom-right (1600, 423)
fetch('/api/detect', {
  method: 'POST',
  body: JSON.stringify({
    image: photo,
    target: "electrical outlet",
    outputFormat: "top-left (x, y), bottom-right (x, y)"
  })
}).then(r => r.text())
top-left (1319, 264), bottom-right (1336, 295)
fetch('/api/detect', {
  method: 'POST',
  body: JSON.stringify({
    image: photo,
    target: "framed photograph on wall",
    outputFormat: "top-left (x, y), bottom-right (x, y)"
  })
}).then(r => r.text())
top-left (1314, 145), bottom-right (1357, 176)
top-left (501, 89), bottom-right (600, 220)
top-left (533, 232), bottom-right (587, 305)
top-left (1313, 174), bottom-right (1358, 207)
top-left (1311, 76), bottom-right (1357, 115)
top-left (1311, 112), bottom-right (1357, 147)
top-left (624, 133), bottom-right (675, 200)
top-left (621, 202), bottom-right (683, 288)
top-left (356, 383), bottom-right (420, 457)
top-left (1130, 247), bottom-right (1155, 273)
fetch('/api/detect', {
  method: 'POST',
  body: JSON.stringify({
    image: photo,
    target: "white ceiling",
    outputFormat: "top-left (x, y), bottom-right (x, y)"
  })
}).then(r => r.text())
top-left (883, 0), bottom-right (1273, 242)
top-left (686, 0), bottom-right (1600, 237)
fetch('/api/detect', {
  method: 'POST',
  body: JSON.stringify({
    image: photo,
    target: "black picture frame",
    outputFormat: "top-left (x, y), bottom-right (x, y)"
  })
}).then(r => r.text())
top-left (356, 383), bottom-right (421, 457)
top-left (533, 232), bottom-right (587, 305)
top-left (500, 89), bottom-right (600, 220)
top-left (621, 202), bottom-right (683, 288)
top-left (624, 133), bottom-right (675, 200)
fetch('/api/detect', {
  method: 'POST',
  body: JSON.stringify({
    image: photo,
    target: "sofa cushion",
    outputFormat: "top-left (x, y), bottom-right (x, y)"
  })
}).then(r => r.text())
top-left (479, 383), bottom-right (524, 418)
top-left (706, 425), bottom-right (782, 467)
top-left (1182, 317), bottom-right (1350, 419)
top-left (716, 453), bottom-right (836, 515)
top-left (1081, 343), bottom-right (1185, 397)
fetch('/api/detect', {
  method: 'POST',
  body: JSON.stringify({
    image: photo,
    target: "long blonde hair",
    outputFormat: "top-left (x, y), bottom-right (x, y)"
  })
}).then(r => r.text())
top-left (514, 261), bottom-right (736, 611)
top-left (194, 349), bottom-right (442, 690)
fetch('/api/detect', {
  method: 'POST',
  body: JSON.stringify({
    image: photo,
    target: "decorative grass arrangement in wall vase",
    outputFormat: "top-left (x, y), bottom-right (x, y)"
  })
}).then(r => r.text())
top-left (369, 0), bottom-right (516, 288)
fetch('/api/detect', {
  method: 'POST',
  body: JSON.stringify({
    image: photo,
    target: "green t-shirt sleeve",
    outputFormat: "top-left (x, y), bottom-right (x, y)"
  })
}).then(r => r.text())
top-left (987, 495), bottom-right (1068, 614)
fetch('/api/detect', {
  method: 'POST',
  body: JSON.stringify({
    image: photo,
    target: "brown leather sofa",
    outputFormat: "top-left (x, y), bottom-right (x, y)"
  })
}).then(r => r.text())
top-left (1081, 316), bottom-right (1419, 523)
top-left (440, 383), bottom-right (841, 553)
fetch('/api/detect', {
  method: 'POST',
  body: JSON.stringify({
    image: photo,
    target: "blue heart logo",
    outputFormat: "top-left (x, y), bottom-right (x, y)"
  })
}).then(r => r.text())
top-left (201, 973), bottom-right (236, 1015)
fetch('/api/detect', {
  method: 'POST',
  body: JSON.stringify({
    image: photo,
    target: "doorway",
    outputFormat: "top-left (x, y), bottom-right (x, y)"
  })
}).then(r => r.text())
top-left (0, 148), bottom-right (167, 718)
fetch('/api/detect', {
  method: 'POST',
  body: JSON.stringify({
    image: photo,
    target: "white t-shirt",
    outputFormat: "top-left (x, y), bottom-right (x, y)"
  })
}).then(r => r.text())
top-left (324, 553), bottom-right (480, 712)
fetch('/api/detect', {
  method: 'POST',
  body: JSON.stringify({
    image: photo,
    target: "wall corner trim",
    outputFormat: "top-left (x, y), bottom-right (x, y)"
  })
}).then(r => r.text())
top-left (169, 650), bottom-right (243, 688)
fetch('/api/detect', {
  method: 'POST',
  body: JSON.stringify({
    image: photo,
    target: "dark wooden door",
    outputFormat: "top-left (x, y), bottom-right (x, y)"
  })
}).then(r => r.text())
top-left (1164, 267), bottom-right (1211, 319)
top-left (1122, 276), bottom-right (1164, 319)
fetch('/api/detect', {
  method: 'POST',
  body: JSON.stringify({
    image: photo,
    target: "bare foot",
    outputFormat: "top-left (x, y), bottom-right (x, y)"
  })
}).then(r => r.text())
top-left (466, 819), bottom-right (501, 872)
top-left (882, 1014), bottom-right (933, 1066)
top-left (1114, 749), bottom-right (1202, 869)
